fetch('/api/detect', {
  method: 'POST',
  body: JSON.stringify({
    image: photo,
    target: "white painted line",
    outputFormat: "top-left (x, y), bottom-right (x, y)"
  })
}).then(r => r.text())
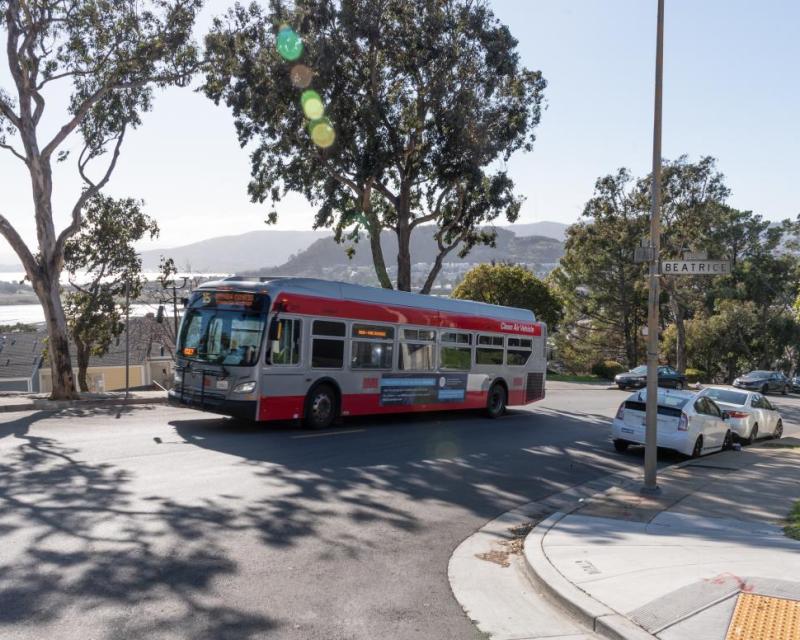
top-left (291, 429), bottom-right (366, 439)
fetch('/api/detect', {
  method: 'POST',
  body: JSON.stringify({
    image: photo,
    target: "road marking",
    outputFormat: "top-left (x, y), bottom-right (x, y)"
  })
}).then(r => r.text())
top-left (292, 429), bottom-right (366, 439)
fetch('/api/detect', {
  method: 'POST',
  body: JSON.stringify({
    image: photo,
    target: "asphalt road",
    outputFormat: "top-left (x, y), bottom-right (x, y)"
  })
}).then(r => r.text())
top-left (1, 384), bottom-right (798, 640)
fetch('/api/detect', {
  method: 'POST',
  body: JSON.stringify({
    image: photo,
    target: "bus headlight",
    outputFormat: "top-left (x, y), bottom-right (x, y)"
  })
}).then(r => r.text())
top-left (173, 371), bottom-right (182, 384)
top-left (233, 381), bottom-right (257, 394)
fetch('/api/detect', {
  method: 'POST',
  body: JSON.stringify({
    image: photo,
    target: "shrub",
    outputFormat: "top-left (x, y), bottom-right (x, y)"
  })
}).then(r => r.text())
top-left (684, 368), bottom-right (706, 383)
top-left (590, 360), bottom-right (626, 380)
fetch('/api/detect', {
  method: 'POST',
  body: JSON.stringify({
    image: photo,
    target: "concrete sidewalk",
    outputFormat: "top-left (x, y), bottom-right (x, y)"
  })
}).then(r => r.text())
top-left (524, 439), bottom-right (800, 639)
top-left (0, 389), bottom-right (168, 412)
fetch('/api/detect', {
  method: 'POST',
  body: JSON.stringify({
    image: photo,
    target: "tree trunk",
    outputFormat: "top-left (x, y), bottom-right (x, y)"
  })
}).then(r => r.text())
top-left (75, 338), bottom-right (90, 392)
top-left (396, 223), bottom-right (411, 292)
top-left (361, 181), bottom-right (393, 289)
top-left (367, 224), bottom-right (393, 289)
top-left (395, 183), bottom-right (412, 291)
top-left (671, 297), bottom-right (687, 373)
top-left (33, 275), bottom-right (77, 399)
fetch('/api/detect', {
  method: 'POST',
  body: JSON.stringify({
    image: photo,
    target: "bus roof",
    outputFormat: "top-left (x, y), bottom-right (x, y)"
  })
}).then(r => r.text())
top-left (198, 277), bottom-right (538, 325)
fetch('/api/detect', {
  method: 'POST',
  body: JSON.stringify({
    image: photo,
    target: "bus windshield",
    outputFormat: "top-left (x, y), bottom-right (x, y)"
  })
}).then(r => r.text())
top-left (179, 307), bottom-right (266, 366)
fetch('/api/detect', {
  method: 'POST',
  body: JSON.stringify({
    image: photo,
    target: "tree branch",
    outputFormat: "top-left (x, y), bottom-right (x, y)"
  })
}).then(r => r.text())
top-left (0, 212), bottom-right (38, 279)
top-left (0, 139), bottom-right (28, 163)
top-left (52, 127), bottom-right (126, 267)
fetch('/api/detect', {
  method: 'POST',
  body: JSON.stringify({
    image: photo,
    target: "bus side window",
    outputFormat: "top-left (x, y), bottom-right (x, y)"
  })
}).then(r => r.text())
top-left (476, 334), bottom-right (504, 365)
top-left (271, 319), bottom-right (301, 365)
top-left (312, 320), bottom-right (346, 368)
top-left (440, 331), bottom-right (472, 370)
top-left (507, 337), bottom-right (532, 366)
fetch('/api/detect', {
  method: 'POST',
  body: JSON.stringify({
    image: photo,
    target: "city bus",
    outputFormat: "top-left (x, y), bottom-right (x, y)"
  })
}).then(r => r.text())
top-left (168, 277), bottom-right (547, 428)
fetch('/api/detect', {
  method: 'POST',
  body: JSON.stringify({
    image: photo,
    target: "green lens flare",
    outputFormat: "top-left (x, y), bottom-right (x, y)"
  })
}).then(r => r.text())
top-left (301, 89), bottom-right (324, 119)
top-left (309, 118), bottom-right (335, 148)
top-left (276, 27), bottom-right (303, 61)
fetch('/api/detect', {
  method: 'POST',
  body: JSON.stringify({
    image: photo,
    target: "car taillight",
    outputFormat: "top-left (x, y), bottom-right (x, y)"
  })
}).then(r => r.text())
top-left (615, 404), bottom-right (625, 420)
top-left (677, 413), bottom-right (689, 431)
top-left (727, 411), bottom-right (749, 419)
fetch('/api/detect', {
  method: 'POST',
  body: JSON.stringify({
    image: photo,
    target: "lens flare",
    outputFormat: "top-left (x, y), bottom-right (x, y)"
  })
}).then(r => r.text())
top-left (276, 27), bottom-right (303, 61)
top-left (301, 89), bottom-right (325, 119)
top-left (290, 64), bottom-right (314, 88)
top-left (309, 117), bottom-right (336, 148)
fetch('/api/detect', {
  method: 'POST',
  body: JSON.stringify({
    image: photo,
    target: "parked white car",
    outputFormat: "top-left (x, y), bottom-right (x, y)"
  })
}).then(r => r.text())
top-left (698, 387), bottom-right (783, 444)
top-left (612, 389), bottom-right (732, 457)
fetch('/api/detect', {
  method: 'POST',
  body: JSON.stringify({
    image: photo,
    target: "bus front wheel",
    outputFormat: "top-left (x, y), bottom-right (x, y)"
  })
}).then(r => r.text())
top-left (305, 384), bottom-right (338, 430)
top-left (486, 383), bottom-right (507, 419)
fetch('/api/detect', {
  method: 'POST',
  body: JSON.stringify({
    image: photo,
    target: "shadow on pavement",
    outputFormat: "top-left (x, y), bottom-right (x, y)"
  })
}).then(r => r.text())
top-left (0, 411), bottom-right (276, 638)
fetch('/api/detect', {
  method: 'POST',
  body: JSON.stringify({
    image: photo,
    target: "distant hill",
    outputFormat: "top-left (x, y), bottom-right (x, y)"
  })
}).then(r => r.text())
top-left (139, 229), bottom-right (330, 272)
top-left (138, 221), bottom-right (569, 274)
top-left (502, 221), bottom-right (569, 241)
top-left (243, 227), bottom-right (564, 289)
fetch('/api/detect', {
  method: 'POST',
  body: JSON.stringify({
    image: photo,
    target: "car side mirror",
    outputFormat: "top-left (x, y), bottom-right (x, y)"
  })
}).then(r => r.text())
top-left (722, 411), bottom-right (730, 421)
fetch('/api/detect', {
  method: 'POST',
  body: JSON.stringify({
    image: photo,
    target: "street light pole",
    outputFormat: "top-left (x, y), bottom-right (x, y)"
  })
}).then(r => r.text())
top-left (125, 277), bottom-right (130, 400)
top-left (643, 0), bottom-right (665, 494)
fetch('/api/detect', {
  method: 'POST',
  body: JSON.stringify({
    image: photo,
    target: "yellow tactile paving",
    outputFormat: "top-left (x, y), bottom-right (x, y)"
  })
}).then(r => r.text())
top-left (726, 593), bottom-right (800, 640)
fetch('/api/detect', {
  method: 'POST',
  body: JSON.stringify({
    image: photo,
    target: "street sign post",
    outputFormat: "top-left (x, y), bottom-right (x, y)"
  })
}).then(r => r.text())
top-left (660, 260), bottom-right (731, 276)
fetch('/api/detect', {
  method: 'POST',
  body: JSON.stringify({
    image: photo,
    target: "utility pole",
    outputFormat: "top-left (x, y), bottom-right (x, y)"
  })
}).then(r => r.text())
top-left (125, 277), bottom-right (130, 400)
top-left (643, 0), bottom-right (665, 494)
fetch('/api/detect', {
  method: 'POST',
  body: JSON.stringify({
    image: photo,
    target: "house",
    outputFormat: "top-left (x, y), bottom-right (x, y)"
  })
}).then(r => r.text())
top-left (0, 330), bottom-right (47, 392)
top-left (0, 315), bottom-right (175, 394)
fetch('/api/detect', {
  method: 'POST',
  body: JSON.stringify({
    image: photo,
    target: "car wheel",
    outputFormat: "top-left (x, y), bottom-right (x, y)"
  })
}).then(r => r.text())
top-left (761, 384), bottom-right (769, 395)
top-left (782, 385), bottom-right (788, 396)
top-left (613, 439), bottom-right (629, 453)
top-left (773, 420), bottom-right (783, 439)
top-left (486, 383), bottom-right (507, 419)
top-left (304, 383), bottom-right (338, 430)
top-left (722, 430), bottom-right (733, 451)
top-left (744, 423), bottom-right (758, 445)
top-left (617, 384), bottom-right (626, 390)
top-left (691, 436), bottom-right (703, 458)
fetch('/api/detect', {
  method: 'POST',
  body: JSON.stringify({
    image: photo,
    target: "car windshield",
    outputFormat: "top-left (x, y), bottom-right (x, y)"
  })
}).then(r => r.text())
top-left (704, 389), bottom-right (748, 406)
top-left (179, 307), bottom-right (266, 366)
top-left (748, 370), bottom-right (771, 377)
top-left (630, 366), bottom-right (647, 375)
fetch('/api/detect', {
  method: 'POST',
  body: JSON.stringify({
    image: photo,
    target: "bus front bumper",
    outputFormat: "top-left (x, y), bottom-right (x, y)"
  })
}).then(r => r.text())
top-left (168, 389), bottom-right (257, 421)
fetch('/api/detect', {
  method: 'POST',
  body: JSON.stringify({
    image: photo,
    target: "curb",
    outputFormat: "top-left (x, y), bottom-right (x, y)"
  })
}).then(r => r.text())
top-left (522, 512), bottom-right (657, 640)
top-left (0, 396), bottom-right (168, 413)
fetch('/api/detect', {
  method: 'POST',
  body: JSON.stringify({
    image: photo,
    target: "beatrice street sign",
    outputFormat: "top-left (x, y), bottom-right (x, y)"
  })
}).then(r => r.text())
top-left (660, 260), bottom-right (731, 276)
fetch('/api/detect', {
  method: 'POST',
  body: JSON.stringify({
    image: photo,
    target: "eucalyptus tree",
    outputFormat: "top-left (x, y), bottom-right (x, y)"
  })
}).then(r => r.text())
top-left (0, 0), bottom-right (201, 398)
top-left (204, 0), bottom-right (546, 292)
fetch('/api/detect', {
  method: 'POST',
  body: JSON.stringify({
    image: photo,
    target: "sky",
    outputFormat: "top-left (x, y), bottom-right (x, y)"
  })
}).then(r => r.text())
top-left (1, 0), bottom-right (798, 263)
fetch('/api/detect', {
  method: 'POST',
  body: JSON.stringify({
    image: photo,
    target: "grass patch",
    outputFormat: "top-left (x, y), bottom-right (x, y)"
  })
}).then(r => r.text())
top-left (548, 374), bottom-right (607, 384)
top-left (785, 501), bottom-right (800, 541)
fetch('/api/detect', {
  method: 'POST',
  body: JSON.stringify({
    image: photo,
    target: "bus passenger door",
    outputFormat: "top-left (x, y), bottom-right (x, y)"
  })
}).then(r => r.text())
top-left (260, 317), bottom-right (307, 421)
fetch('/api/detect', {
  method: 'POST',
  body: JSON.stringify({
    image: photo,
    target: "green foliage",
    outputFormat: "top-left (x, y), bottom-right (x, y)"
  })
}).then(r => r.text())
top-left (786, 501), bottom-right (800, 541)
top-left (550, 168), bottom-right (648, 368)
top-left (684, 368), bottom-right (705, 383)
top-left (203, 0), bottom-right (546, 291)
top-left (0, 322), bottom-right (37, 333)
top-left (63, 195), bottom-right (159, 391)
top-left (555, 155), bottom-right (800, 379)
top-left (451, 263), bottom-right (563, 329)
top-left (590, 360), bottom-right (626, 380)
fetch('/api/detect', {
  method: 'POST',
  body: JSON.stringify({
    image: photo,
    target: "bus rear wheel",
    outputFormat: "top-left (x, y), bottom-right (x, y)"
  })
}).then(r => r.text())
top-left (305, 384), bottom-right (338, 430)
top-left (486, 383), bottom-right (507, 419)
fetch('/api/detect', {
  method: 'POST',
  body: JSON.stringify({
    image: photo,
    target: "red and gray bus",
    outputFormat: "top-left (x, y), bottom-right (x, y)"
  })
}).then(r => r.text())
top-left (169, 278), bottom-right (547, 428)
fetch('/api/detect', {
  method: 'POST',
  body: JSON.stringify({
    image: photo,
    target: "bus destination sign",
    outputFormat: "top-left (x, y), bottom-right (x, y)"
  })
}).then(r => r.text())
top-left (196, 291), bottom-right (261, 308)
